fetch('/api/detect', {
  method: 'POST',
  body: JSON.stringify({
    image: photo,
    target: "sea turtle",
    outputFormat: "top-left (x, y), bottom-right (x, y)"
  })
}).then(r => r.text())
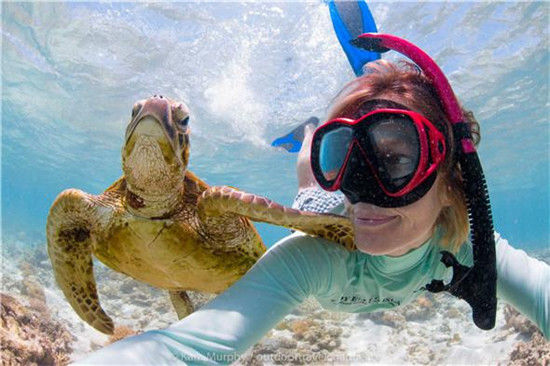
top-left (47, 95), bottom-right (353, 335)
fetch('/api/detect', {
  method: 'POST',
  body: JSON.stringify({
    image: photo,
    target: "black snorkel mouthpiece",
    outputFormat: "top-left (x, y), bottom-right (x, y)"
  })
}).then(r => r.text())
top-left (353, 33), bottom-right (497, 330)
top-left (350, 36), bottom-right (390, 53)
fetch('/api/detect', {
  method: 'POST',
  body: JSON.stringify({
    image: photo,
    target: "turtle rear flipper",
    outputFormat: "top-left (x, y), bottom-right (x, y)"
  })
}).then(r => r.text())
top-left (46, 189), bottom-right (114, 334)
top-left (198, 186), bottom-right (355, 251)
top-left (169, 290), bottom-right (194, 319)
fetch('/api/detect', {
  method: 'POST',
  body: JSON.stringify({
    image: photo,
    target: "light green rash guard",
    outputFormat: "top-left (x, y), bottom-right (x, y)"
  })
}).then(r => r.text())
top-left (78, 230), bottom-right (549, 365)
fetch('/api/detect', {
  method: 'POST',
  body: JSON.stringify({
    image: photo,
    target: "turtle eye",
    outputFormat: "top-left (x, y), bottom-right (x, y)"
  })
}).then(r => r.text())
top-left (178, 116), bottom-right (190, 129)
top-left (131, 103), bottom-right (142, 118)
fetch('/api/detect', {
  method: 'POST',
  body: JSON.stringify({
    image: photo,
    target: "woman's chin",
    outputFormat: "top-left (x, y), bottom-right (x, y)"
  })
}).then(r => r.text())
top-left (354, 233), bottom-right (393, 255)
top-left (353, 224), bottom-right (414, 256)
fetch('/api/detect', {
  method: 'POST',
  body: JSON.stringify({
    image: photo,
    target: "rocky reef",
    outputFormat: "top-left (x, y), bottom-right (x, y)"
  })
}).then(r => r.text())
top-left (508, 332), bottom-right (549, 366)
top-left (505, 305), bottom-right (549, 366)
top-left (1, 254), bottom-right (75, 365)
top-left (1, 292), bottom-right (73, 365)
top-left (1, 237), bottom-right (214, 362)
top-left (2, 236), bottom-right (548, 365)
top-left (236, 290), bottom-right (549, 365)
top-left (238, 298), bottom-right (349, 365)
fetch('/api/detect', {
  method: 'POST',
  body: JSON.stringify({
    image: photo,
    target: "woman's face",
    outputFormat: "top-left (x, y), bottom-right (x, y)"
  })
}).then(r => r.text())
top-left (344, 93), bottom-right (450, 256)
top-left (346, 175), bottom-right (449, 256)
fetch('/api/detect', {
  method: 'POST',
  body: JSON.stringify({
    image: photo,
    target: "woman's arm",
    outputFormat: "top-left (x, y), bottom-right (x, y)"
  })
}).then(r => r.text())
top-left (296, 123), bottom-right (318, 192)
top-left (76, 234), bottom-right (336, 365)
top-left (495, 233), bottom-right (549, 339)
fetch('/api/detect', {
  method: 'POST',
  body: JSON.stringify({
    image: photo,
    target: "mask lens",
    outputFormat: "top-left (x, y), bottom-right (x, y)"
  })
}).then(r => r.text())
top-left (363, 115), bottom-right (420, 192)
top-left (319, 126), bottom-right (353, 182)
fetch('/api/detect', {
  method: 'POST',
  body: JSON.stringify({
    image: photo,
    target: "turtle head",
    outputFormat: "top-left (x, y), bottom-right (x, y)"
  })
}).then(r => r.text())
top-left (122, 95), bottom-right (190, 213)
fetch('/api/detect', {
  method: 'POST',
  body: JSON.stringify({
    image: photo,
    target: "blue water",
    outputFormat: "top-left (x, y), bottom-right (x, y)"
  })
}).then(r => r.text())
top-left (2, 2), bottom-right (548, 251)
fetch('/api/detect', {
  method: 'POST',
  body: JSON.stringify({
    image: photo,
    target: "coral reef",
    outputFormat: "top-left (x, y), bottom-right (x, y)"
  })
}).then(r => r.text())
top-left (238, 298), bottom-right (348, 365)
top-left (1, 293), bottom-right (73, 365)
top-left (106, 326), bottom-right (140, 345)
top-left (403, 295), bottom-right (436, 321)
top-left (2, 240), bottom-right (217, 360)
top-left (2, 258), bottom-right (73, 365)
top-left (3, 237), bottom-right (547, 364)
top-left (505, 305), bottom-right (549, 366)
top-left (504, 305), bottom-right (541, 337)
top-left (508, 332), bottom-right (550, 366)
top-left (356, 294), bottom-right (437, 329)
top-left (407, 342), bottom-right (435, 364)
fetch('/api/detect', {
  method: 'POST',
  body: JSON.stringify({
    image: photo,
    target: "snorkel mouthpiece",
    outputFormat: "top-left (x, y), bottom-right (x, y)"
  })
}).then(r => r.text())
top-left (352, 33), bottom-right (497, 330)
top-left (350, 36), bottom-right (389, 53)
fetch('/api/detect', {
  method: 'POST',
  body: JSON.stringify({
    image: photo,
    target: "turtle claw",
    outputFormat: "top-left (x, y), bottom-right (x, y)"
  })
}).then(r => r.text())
top-left (92, 314), bottom-right (115, 335)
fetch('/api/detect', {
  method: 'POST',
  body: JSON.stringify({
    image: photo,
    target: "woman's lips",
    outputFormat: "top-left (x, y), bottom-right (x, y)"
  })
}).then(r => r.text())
top-left (354, 215), bottom-right (397, 227)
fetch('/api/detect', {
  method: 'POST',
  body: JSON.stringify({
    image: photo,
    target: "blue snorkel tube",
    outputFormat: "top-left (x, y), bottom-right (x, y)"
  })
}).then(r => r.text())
top-left (352, 33), bottom-right (497, 330)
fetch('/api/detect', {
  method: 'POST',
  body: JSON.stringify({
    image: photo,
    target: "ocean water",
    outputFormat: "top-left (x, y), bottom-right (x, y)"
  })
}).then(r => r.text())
top-left (2, 1), bottom-right (340, 246)
top-left (1, 1), bottom-right (549, 363)
top-left (2, 2), bottom-right (548, 251)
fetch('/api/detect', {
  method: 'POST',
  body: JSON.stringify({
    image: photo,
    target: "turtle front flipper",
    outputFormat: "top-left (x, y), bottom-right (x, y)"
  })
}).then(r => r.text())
top-left (198, 186), bottom-right (356, 251)
top-left (46, 188), bottom-right (114, 334)
top-left (168, 290), bottom-right (194, 319)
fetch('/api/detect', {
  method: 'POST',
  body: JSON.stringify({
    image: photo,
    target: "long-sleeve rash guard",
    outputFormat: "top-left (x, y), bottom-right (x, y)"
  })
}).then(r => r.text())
top-left (78, 228), bottom-right (549, 365)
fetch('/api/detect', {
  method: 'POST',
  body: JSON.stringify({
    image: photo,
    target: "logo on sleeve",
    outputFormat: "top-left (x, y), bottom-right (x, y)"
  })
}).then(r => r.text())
top-left (330, 295), bottom-right (401, 307)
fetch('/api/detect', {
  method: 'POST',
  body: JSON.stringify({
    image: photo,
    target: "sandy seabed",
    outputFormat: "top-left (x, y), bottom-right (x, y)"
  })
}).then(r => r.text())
top-left (1, 236), bottom-right (548, 365)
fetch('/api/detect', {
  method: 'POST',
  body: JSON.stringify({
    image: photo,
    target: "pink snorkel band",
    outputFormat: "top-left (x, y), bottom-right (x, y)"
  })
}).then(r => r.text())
top-left (353, 33), bottom-right (476, 154)
top-left (352, 33), bottom-right (496, 331)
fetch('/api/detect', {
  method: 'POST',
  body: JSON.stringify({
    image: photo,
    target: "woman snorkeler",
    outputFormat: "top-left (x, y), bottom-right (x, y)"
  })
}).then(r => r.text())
top-left (79, 34), bottom-right (549, 364)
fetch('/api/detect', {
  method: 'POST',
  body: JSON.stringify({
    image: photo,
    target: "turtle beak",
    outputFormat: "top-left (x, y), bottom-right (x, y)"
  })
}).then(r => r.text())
top-left (124, 97), bottom-right (184, 165)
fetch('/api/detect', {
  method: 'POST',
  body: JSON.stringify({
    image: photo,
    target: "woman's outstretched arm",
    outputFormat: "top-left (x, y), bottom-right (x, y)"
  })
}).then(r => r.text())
top-left (76, 234), bottom-right (335, 365)
top-left (496, 233), bottom-right (550, 339)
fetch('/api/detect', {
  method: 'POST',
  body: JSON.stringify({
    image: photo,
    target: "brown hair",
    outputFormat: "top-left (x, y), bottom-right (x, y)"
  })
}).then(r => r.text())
top-left (329, 60), bottom-right (480, 252)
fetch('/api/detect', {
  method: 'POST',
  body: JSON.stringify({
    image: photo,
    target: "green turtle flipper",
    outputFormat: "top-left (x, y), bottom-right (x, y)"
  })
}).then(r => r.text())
top-left (46, 189), bottom-right (115, 334)
top-left (199, 186), bottom-right (355, 251)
